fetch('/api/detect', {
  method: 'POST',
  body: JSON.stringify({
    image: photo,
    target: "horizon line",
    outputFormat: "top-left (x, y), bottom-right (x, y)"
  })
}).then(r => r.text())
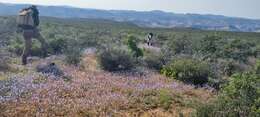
top-left (1, 1), bottom-right (260, 20)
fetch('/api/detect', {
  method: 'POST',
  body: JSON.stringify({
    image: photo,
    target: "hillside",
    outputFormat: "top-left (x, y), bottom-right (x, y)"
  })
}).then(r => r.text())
top-left (1, 2), bottom-right (260, 32)
top-left (0, 16), bottom-right (259, 117)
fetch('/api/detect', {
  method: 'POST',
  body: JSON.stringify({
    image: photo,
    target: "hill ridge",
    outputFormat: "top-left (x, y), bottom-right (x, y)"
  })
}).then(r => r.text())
top-left (1, 2), bottom-right (260, 32)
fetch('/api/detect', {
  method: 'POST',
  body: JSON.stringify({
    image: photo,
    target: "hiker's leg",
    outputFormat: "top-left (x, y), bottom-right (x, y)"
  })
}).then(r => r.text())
top-left (34, 29), bottom-right (48, 57)
top-left (22, 32), bottom-right (32, 65)
top-left (147, 41), bottom-right (150, 46)
top-left (147, 39), bottom-right (151, 46)
top-left (148, 41), bottom-right (151, 46)
top-left (38, 34), bottom-right (48, 57)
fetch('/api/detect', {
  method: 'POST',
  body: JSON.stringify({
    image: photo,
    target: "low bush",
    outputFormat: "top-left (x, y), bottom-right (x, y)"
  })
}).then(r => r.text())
top-left (98, 48), bottom-right (135, 72)
top-left (211, 59), bottom-right (247, 77)
top-left (198, 35), bottom-right (223, 58)
top-left (141, 89), bottom-right (174, 110)
top-left (30, 41), bottom-right (45, 57)
top-left (222, 39), bottom-right (256, 62)
top-left (0, 51), bottom-right (10, 71)
top-left (64, 42), bottom-right (83, 66)
top-left (0, 59), bottom-right (9, 71)
top-left (8, 35), bottom-right (47, 57)
top-left (255, 59), bottom-right (260, 74)
top-left (7, 34), bottom-right (24, 55)
top-left (196, 72), bottom-right (260, 117)
top-left (162, 35), bottom-right (193, 58)
top-left (126, 35), bottom-right (143, 58)
top-left (158, 89), bottom-right (173, 110)
top-left (161, 58), bottom-right (210, 85)
top-left (143, 50), bottom-right (165, 70)
top-left (48, 38), bottom-right (67, 54)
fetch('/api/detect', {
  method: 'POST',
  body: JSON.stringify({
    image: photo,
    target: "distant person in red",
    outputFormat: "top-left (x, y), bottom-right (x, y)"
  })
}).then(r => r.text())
top-left (17, 5), bottom-right (48, 65)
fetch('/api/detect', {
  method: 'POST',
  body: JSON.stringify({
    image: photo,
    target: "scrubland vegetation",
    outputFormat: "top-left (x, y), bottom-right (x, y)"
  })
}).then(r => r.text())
top-left (0, 16), bottom-right (259, 116)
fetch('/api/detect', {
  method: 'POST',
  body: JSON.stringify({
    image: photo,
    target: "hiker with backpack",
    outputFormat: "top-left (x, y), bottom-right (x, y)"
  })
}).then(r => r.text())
top-left (17, 5), bottom-right (48, 65)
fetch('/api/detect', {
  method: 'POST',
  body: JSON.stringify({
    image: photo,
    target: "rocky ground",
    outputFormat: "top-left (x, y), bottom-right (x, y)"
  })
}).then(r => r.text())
top-left (0, 51), bottom-right (214, 117)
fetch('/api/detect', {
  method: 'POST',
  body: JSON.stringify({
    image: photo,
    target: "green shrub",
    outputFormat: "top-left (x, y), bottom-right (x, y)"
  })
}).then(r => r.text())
top-left (8, 34), bottom-right (47, 57)
top-left (49, 38), bottom-right (67, 54)
top-left (195, 102), bottom-right (215, 117)
top-left (30, 40), bottom-right (45, 57)
top-left (251, 98), bottom-right (260, 116)
top-left (158, 89), bottom-right (173, 110)
top-left (222, 39), bottom-right (256, 62)
top-left (7, 34), bottom-right (24, 55)
top-left (256, 45), bottom-right (260, 58)
top-left (126, 35), bottom-right (143, 58)
top-left (98, 48), bottom-right (135, 72)
top-left (198, 35), bottom-right (223, 58)
top-left (255, 59), bottom-right (260, 74)
top-left (196, 72), bottom-right (260, 117)
top-left (0, 59), bottom-right (9, 71)
top-left (161, 58), bottom-right (210, 85)
top-left (141, 89), bottom-right (173, 110)
top-left (144, 50), bottom-right (165, 70)
top-left (162, 35), bottom-right (193, 57)
top-left (8, 42), bottom-right (23, 55)
top-left (217, 59), bottom-right (246, 77)
top-left (142, 90), bottom-right (159, 109)
top-left (64, 43), bottom-right (83, 66)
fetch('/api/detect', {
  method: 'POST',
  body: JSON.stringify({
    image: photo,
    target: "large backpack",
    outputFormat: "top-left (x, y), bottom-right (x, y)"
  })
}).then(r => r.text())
top-left (17, 9), bottom-right (35, 29)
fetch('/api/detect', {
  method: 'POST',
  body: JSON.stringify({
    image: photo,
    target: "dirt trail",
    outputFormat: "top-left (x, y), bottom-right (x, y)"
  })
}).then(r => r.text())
top-left (138, 44), bottom-right (161, 53)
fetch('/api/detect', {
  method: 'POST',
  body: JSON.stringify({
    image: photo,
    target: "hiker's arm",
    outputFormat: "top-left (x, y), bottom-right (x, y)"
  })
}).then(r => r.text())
top-left (34, 9), bottom-right (40, 26)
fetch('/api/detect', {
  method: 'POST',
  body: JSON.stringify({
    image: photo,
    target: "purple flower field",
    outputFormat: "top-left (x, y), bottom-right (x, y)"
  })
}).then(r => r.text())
top-left (0, 54), bottom-right (214, 117)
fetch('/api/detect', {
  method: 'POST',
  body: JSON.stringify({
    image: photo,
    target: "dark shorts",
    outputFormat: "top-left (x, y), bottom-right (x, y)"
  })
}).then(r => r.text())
top-left (18, 24), bottom-right (34, 30)
top-left (23, 28), bottom-right (40, 39)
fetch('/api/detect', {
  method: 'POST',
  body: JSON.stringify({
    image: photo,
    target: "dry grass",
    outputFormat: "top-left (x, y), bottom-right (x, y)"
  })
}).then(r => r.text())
top-left (0, 53), bottom-right (214, 117)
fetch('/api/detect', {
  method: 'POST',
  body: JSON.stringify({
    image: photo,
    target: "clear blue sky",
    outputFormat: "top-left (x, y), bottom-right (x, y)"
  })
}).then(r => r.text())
top-left (0, 0), bottom-right (259, 19)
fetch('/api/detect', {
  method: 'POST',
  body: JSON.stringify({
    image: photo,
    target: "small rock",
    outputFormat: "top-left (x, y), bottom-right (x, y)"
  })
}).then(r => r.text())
top-left (36, 62), bottom-right (64, 77)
